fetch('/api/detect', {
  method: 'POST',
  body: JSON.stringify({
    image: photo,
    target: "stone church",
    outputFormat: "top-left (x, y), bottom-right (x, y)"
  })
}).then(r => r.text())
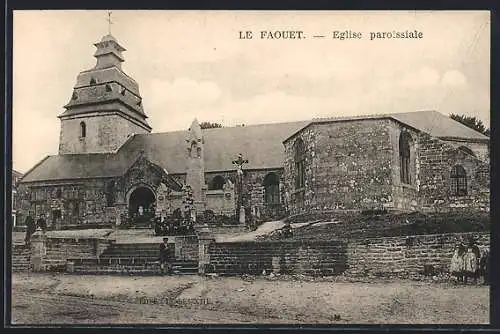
top-left (17, 33), bottom-right (490, 230)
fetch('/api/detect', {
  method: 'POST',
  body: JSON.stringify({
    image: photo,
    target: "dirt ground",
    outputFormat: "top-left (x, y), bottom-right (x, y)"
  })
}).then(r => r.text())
top-left (10, 272), bottom-right (489, 325)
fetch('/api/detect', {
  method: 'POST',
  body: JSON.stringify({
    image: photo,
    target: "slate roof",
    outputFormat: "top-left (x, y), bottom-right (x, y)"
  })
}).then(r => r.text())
top-left (289, 110), bottom-right (488, 142)
top-left (20, 111), bottom-right (488, 183)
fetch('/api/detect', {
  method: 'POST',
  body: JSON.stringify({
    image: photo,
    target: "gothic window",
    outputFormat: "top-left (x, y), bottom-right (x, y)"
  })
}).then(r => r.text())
top-left (209, 175), bottom-right (226, 190)
top-left (399, 131), bottom-right (412, 184)
top-left (105, 84), bottom-right (112, 92)
top-left (458, 146), bottom-right (477, 158)
top-left (197, 147), bottom-right (201, 158)
top-left (294, 138), bottom-right (305, 189)
top-left (263, 172), bottom-right (280, 205)
top-left (451, 165), bottom-right (467, 196)
top-left (80, 121), bottom-right (87, 138)
top-left (105, 180), bottom-right (116, 207)
top-left (72, 91), bottom-right (78, 100)
top-left (90, 77), bottom-right (97, 85)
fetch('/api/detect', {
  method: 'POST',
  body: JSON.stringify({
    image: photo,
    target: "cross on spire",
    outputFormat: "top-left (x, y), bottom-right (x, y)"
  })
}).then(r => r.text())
top-left (106, 10), bottom-right (113, 34)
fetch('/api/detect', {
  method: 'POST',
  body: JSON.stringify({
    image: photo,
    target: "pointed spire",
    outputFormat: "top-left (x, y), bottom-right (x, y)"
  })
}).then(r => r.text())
top-left (188, 118), bottom-right (203, 141)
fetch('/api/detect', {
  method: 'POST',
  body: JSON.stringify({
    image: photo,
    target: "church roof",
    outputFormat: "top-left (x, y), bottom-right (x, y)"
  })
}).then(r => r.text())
top-left (285, 110), bottom-right (489, 143)
top-left (20, 111), bottom-right (488, 183)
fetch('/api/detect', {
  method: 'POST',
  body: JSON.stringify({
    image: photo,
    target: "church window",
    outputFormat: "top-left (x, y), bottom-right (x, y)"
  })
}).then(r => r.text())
top-left (197, 147), bottom-right (201, 158)
top-left (105, 180), bottom-right (116, 207)
top-left (263, 172), bottom-right (280, 205)
top-left (451, 165), bottom-right (467, 196)
top-left (209, 175), bottom-right (225, 190)
top-left (72, 202), bottom-right (80, 216)
top-left (80, 122), bottom-right (86, 138)
top-left (458, 146), bottom-right (476, 157)
top-left (72, 92), bottom-right (78, 100)
top-left (105, 84), bottom-right (112, 92)
top-left (294, 138), bottom-right (305, 189)
top-left (399, 131), bottom-right (412, 184)
top-left (90, 77), bottom-right (97, 85)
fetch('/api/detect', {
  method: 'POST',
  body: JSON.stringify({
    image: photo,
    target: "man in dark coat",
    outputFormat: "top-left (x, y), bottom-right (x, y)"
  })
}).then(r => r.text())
top-left (36, 214), bottom-right (47, 231)
top-left (159, 238), bottom-right (170, 275)
top-left (24, 214), bottom-right (36, 246)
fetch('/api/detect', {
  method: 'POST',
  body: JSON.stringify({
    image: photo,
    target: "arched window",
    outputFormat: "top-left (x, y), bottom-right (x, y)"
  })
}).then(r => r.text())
top-left (209, 175), bottom-right (225, 190)
top-left (294, 138), bottom-right (305, 189)
top-left (399, 132), bottom-right (412, 184)
top-left (105, 84), bottom-right (112, 92)
top-left (80, 122), bottom-right (86, 138)
top-left (90, 77), bottom-right (97, 85)
top-left (263, 172), bottom-right (280, 205)
top-left (451, 165), bottom-right (467, 196)
top-left (105, 180), bottom-right (116, 207)
top-left (458, 146), bottom-right (477, 157)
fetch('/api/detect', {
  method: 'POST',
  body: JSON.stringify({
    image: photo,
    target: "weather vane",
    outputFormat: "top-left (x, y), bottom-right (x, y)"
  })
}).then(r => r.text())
top-left (106, 10), bottom-right (113, 34)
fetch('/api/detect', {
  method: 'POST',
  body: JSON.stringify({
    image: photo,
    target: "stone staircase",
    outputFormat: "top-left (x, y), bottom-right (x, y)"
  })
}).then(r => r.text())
top-left (12, 243), bottom-right (31, 271)
top-left (68, 242), bottom-right (198, 275)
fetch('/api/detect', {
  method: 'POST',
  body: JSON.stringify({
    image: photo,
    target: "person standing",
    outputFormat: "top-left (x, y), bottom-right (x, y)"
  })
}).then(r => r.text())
top-left (450, 243), bottom-right (465, 283)
top-left (24, 213), bottom-right (36, 246)
top-left (159, 238), bottom-right (170, 275)
top-left (36, 214), bottom-right (47, 231)
top-left (463, 243), bottom-right (479, 284)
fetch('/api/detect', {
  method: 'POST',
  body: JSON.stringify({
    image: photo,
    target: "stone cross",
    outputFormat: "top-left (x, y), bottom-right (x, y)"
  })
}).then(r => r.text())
top-left (232, 153), bottom-right (249, 224)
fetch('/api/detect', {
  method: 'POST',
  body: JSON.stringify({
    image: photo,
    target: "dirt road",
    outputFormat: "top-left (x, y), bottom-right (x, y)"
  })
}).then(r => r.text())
top-left (10, 273), bottom-right (489, 325)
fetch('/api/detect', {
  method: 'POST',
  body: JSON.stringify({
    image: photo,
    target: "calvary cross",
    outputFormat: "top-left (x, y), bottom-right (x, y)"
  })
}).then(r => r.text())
top-left (232, 153), bottom-right (249, 174)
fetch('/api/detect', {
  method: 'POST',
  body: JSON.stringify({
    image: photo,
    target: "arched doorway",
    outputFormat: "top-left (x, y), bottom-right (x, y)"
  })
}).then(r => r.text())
top-left (128, 186), bottom-right (156, 225)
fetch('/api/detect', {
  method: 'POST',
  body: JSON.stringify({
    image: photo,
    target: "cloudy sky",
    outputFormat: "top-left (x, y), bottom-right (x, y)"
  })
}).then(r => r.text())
top-left (13, 10), bottom-right (490, 173)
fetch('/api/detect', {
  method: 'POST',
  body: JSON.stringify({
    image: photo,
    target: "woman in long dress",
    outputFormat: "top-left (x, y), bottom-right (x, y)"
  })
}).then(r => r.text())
top-left (450, 243), bottom-right (465, 282)
top-left (463, 245), bottom-right (479, 284)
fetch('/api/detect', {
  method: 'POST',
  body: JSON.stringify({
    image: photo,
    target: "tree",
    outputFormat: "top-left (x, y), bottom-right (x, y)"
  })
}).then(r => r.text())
top-left (200, 121), bottom-right (223, 129)
top-left (449, 114), bottom-right (490, 136)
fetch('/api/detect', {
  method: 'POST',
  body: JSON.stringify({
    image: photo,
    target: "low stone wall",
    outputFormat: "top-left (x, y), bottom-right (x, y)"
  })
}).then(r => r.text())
top-left (12, 244), bottom-right (31, 271)
top-left (346, 232), bottom-right (489, 276)
top-left (204, 232), bottom-right (489, 277)
top-left (30, 233), bottom-right (112, 271)
top-left (174, 235), bottom-right (199, 261)
top-left (206, 240), bottom-right (347, 276)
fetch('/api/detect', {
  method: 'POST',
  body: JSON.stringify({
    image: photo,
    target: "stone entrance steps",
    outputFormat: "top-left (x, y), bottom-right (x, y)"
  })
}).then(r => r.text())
top-left (69, 242), bottom-right (198, 275)
top-left (68, 257), bottom-right (198, 275)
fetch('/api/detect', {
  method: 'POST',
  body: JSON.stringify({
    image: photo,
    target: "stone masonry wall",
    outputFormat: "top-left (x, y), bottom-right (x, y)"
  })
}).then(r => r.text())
top-left (346, 232), bottom-right (489, 276)
top-left (207, 240), bottom-right (348, 276)
top-left (283, 119), bottom-right (395, 215)
top-left (31, 236), bottom-right (110, 270)
top-left (59, 113), bottom-right (149, 155)
top-left (418, 133), bottom-right (490, 212)
top-left (205, 232), bottom-right (489, 277)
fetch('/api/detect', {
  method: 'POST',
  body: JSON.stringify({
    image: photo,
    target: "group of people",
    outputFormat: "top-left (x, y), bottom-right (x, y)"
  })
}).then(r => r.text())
top-left (449, 241), bottom-right (489, 284)
top-left (154, 215), bottom-right (195, 236)
top-left (23, 214), bottom-right (47, 246)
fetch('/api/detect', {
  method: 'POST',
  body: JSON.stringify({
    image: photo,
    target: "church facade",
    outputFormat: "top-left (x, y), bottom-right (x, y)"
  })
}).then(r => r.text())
top-left (17, 34), bottom-right (490, 230)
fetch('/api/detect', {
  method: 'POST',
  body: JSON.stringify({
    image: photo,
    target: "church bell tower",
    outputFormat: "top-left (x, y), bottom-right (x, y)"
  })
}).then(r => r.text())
top-left (58, 29), bottom-right (151, 155)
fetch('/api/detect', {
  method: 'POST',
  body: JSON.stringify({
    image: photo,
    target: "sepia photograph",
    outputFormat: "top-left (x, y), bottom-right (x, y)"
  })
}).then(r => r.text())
top-left (9, 10), bottom-right (490, 325)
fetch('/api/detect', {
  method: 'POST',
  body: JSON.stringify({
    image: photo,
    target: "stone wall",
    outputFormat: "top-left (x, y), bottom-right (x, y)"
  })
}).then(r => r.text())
top-left (283, 119), bottom-right (396, 214)
top-left (59, 112), bottom-right (149, 155)
top-left (18, 179), bottom-right (113, 228)
top-left (174, 235), bottom-right (199, 261)
top-left (30, 234), bottom-right (111, 271)
top-left (346, 232), bottom-right (489, 276)
top-left (204, 232), bottom-right (489, 277)
top-left (206, 240), bottom-right (348, 276)
top-left (418, 133), bottom-right (490, 212)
